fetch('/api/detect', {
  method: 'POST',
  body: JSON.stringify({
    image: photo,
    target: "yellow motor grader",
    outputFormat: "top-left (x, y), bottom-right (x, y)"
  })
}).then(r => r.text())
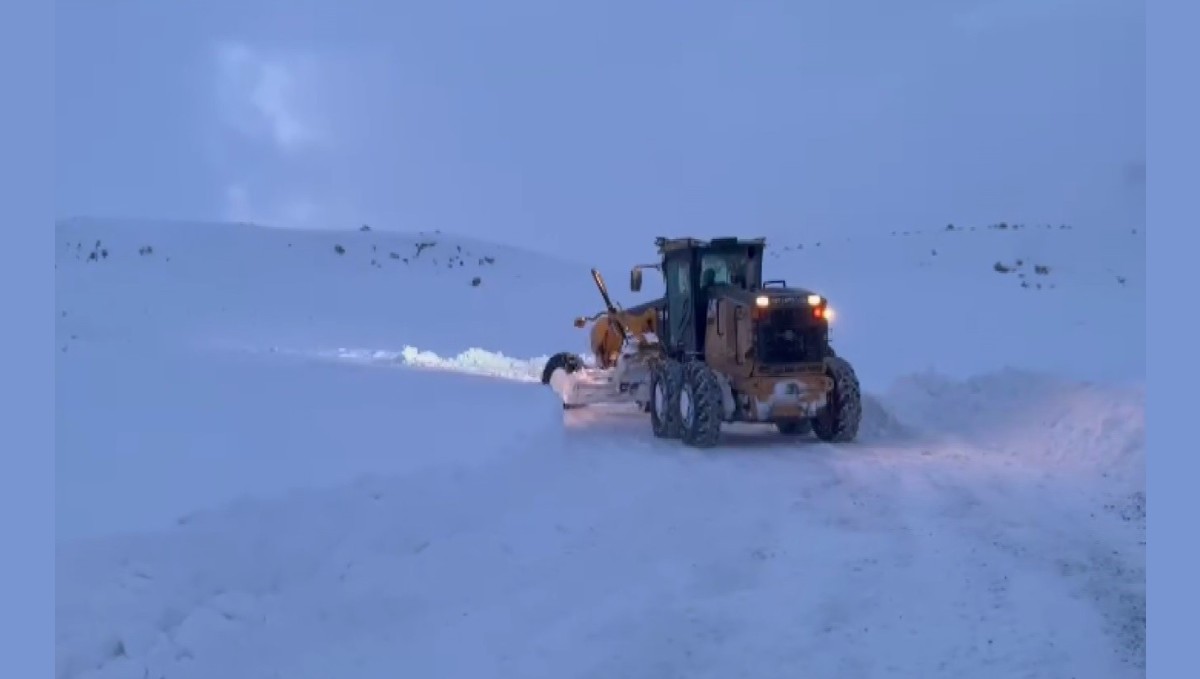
top-left (542, 236), bottom-right (862, 448)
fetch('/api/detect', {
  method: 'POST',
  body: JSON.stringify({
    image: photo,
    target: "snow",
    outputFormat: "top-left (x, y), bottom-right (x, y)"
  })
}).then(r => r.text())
top-left (763, 222), bottom-right (1145, 387)
top-left (56, 217), bottom-right (1144, 678)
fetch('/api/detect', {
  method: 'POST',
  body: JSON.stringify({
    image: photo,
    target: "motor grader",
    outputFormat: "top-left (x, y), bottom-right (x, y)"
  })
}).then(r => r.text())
top-left (542, 236), bottom-right (862, 448)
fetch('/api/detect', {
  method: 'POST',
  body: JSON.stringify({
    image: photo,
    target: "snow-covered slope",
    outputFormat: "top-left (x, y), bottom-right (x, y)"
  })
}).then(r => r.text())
top-left (55, 216), bottom-right (598, 354)
top-left (765, 222), bottom-right (1144, 386)
top-left (55, 218), bottom-right (1145, 678)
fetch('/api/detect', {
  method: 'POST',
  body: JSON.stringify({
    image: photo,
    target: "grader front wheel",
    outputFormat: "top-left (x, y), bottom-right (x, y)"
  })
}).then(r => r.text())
top-left (679, 361), bottom-right (725, 449)
top-left (811, 356), bottom-right (862, 442)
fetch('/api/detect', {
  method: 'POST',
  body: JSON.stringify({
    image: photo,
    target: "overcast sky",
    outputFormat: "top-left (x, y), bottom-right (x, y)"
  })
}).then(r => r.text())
top-left (55, 0), bottom-right (1143, 261)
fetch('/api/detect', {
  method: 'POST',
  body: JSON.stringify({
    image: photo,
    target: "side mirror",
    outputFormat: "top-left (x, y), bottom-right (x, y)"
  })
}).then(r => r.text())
top-left (630, 267), bottom-right (643, 292)
top-left (573, 316), bottom-right (588, 328)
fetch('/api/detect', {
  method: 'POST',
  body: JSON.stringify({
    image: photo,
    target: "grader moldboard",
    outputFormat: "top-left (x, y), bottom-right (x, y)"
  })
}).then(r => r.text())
top-left (541, 236), bottom-right (863, 448)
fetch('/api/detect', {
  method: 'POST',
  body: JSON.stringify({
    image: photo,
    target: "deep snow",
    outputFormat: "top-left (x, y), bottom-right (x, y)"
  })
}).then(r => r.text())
top-left (55, 218), bottom-right (1145, 678)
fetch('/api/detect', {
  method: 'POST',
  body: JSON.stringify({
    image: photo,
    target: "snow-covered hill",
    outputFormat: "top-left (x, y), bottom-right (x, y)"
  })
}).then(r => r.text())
top-left (55, 218), bottom-right (1145, 678)
top-left (763, 222), bottom-right (1145, 386)
top-left (55, 217), bottom-right (599, 354)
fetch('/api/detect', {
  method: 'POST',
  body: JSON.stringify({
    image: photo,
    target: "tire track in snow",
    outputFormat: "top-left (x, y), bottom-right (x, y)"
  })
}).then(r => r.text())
top-left (556, 404), bottom-right (1144, 676)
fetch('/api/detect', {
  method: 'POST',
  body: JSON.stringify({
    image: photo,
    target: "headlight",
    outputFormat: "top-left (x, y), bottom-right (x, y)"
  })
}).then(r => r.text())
top-left (755, 296), bottom-right (770, 307)
top-left (807, 294), bottom-right (823, 306)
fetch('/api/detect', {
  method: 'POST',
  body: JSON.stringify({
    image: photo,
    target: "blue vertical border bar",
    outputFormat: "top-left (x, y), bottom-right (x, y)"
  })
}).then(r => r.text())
top-left (1147, 0), bottom-right (1197, 674)
top-left (0, 0), bottom-right (53, 678)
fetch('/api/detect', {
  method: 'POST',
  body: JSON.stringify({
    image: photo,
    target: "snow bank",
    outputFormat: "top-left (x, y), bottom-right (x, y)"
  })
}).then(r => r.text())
top-left (884, 368), bottom-right (1145, 484)
top-left (322, 345), bottom-right (569, 383)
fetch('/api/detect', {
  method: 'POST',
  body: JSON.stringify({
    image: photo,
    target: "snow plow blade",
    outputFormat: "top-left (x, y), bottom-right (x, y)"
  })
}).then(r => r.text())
top-left (547, 365), bottom-right (646, 409)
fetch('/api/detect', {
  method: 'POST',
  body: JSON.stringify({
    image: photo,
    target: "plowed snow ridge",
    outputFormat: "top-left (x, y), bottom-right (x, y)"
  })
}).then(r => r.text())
top-left (323, 345), bottom-right (566, 383)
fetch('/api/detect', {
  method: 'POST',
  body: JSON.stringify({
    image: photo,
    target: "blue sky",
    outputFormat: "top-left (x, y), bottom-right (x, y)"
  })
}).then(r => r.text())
top-left (55, 0), bottom-right (1143, 260)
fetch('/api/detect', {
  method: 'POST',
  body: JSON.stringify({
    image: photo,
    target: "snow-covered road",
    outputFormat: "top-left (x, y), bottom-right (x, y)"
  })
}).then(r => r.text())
top-left (56, 345), bottom-right (1145, 679)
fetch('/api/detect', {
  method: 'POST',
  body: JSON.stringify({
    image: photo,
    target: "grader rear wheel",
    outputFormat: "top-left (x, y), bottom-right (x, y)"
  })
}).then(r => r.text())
top-left (649, 359), bottom-right (684, 438)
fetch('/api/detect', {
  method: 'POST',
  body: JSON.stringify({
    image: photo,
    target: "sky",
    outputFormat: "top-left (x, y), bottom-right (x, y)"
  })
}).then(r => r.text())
top-left (54, 0), bottom-right (1144, 261)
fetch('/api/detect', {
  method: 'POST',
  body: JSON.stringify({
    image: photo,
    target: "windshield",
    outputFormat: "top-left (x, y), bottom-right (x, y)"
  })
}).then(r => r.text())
top-left (699, 247), bottom-right (760, 289)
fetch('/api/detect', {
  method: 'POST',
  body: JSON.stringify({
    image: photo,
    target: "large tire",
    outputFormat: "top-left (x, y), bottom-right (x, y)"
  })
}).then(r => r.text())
top-left (811, 356), bottom-right (862, 443)
top-left (776, 418), bottom-right (813, 436)
top-left (541, 351), bottom-right (584, 384)
top-left (649, 359), bottom-right (684, 438)
top-left (679, 361), bottom-right (725, 448)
